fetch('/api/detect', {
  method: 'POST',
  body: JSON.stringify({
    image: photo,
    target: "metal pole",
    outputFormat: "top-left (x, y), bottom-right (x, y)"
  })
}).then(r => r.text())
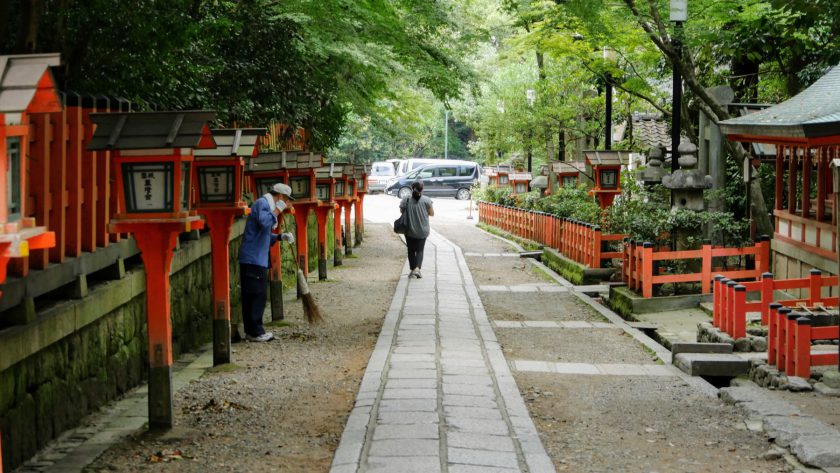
top-left (444, 110), bottom-right (449, 159)
top-left (671, 21), bottom-right (683, 172)
top-left (605, 74), bottom-right (613, 150)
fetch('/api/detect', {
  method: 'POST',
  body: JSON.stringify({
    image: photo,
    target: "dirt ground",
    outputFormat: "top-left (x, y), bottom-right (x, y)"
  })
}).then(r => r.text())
top-left (85, 223), bottom-right (405, 473)
top-left (436, 223), bottom-right (790, 473)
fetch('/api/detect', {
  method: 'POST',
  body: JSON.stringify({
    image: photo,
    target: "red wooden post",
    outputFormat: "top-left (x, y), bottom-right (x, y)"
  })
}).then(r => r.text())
top-left (733, 285), bottom-right (747, 339)
top-left (204, 211), bottom-right (237, 365)
top-left (94, 102), bottom-right (111, 249)
top-left (808, 268), bottom-right (822, 305)
top-left (701, 243), bottom-right (713, 294)
top-left (758, 235), bottom-right (770, 274)
top-left (776, 307), bottom-right (792, 370)
top-left (269, 233), bottom-right (284, 321)
top-left (294, 207), bottom-right (311, 276)
top-left (121, 222), bottom-right (201, 428)
top-left (315, 206), bottom-right (330, 280)
top-left (760, 273), bottom-right (774, 324)
top-left (642, 242), bottom-right (654, 298)
top-left (793, 316), bottom-right (813, 378)
top-left (80, 105), bottom-right (98, 253)
top-left (333, 205), bottom-right (343, 266)
top-left (784, 312), bottom-right (798, 373)
top-left (725, 280), bottom-right (737, 336)
top-left (712, 275), bottom-right (723, 328)
top-left (28, 113), bottom-right (51, 268)
top-left (354, 194), bottom-right (365, 247)
top-left (65, 102), bottom-right (83, 257)
top-left (49, 107), bottom-right (67, 263)
top-left (343, 201), bottom-right (353, 256)
top-left (767, 303), bottom-right (783, 365)
top-left (592, 226), bottom-right (602, 269)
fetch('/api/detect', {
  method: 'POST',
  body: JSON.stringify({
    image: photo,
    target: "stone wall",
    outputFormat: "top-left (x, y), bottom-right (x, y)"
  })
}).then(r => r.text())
top-left (0, 222), bottom-right (244, 471)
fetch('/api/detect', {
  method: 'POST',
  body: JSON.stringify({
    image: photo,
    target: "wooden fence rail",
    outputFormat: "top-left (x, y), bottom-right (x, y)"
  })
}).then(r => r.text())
top-left (622, 237), bottom-right (771, 299)
top-left (713, 269), bottom-right (838, 339)
top-left (477, 201), bottom-right (625, 269)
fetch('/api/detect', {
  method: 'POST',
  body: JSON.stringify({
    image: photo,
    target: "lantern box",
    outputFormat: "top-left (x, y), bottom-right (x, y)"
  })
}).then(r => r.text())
top-left (584, 150), bottom-right (631, 209)
top-left (246, 151), bottom-right (323, 201)
top-left (509, 172), bottom-right (533, 194)
top-left (193, 128), bottom-right (265, 209)
top-left (354, 164), bottom-right (370, 194)
top-left (88, 111), bottom-right (216, 221)
top-left (316, 163), bottom-right (343, 204)
top-left (552, 162), bottom-right (583, 188)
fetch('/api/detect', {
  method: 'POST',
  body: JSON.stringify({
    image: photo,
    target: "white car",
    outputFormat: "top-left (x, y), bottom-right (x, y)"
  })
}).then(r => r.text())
top-left (367, 161), bottom-right (397, 193)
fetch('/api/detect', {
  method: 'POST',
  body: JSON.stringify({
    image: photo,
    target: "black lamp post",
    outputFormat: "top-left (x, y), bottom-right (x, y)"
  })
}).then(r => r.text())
top-left (670, 0), bottom-right (687, 172)
top-left (603, 47), bottom-right (616, 150)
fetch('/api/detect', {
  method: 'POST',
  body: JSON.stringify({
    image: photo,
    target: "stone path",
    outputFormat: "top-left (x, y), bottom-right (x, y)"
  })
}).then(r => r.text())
top-left (510, 360), bottom-right (674, 377)
top-left (330, 232), bottom-right (553, 473)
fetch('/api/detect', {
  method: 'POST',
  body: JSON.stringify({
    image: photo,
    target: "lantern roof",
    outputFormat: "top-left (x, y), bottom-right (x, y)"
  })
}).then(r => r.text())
top-left (316, 163), bottom-right (343, 179)
top-left (0, 53), bottom-right (61, 116)
top-left (248, 151), bottom-right (323, 172)
top-left (354, 163), bottom-right (369, 175)
top-left (195, 128), bottom-right (267, 158)
top-left (552, 162), bottom-right (584, 174)
top-left (509, 172), bottom-right (532, 180)
top-left (584, 150), bottom-right (631, 166)
top-left (720, 65), bottom-right (840, 143)
top-left (87, 111), bottom-right (217, 151)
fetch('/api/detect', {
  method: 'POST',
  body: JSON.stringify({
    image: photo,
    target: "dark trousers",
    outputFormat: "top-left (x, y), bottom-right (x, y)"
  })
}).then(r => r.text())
top-left (406, 236), bottom-right (427, 270)
top-left (240, 263), bottom-right (268, 336)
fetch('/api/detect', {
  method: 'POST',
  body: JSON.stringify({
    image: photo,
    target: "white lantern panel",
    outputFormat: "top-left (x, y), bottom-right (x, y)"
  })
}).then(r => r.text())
top-left (123, 162), bottom-right (174, 213)
top-left (316, 184), bottom-right (330, 201)
top-left (198, 166), bottom-right (235, 203)
top-left (289, 176), bottom-right (311, 199)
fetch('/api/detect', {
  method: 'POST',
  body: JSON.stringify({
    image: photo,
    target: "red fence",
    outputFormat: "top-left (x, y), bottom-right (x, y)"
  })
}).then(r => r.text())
top-left (622, 237), bottom-right (771, 298)
top-left (768, 304), bottom-right (839, 378)
top-left (713, 269), bottom-right (838, 339)
top-left (477, 201), bottom-right (625, 268)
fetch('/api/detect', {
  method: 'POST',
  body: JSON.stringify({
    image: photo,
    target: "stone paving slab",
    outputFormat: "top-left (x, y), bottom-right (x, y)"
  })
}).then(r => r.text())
top-left (493, 320), bottom-right (615, 329)
top-left (510, 359), bottom-right (676, 377)
top-left (330, 233), bottom-right (552, 473)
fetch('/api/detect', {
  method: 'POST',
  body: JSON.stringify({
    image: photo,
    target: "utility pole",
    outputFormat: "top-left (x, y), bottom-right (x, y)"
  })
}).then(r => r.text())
top-left (670, 0), bottom-right (687, 172)
top-left (444, 109), bottom-right (449, 159)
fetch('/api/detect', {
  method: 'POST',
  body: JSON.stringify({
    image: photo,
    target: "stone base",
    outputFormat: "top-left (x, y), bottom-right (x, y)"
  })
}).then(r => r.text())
top-left (697, 322), bottom-right (767, 352)
top-left (607, 286), bottom-right (711, 319)
top-left (541, 248), bottom-right (614, 286)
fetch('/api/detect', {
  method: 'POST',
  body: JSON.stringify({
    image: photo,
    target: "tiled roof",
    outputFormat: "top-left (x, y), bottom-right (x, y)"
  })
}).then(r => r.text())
top-left (720, 65), bottom-right (840, 140)
top-left (632, 113), bottom-right (670, 150)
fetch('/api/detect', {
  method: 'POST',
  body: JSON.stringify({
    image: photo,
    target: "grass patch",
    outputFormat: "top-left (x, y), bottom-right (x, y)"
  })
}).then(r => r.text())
top-left (529, 263), bottom-right (558, 284)
top-left (476, 223), bottom-right (541, 251)
top-left (206, 363), bottom-right (244, 374)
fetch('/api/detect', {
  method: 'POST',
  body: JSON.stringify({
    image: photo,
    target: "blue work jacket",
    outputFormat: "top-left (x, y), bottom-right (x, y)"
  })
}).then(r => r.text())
top-left (238, 197), bottom-right (279, 268)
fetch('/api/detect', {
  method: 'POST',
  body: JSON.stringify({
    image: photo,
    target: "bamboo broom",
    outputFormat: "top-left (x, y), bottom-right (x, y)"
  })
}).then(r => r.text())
top-left (281, 220), bottom-right (324, 324)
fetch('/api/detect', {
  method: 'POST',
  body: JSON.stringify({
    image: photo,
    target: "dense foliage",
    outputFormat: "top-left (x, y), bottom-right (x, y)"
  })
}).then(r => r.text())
top-left (0, 0), bottom-right (474, 150)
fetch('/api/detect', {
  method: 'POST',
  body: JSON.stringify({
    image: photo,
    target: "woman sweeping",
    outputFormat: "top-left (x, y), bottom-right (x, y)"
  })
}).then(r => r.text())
top-left (399, 181), bottom-right (435, 278)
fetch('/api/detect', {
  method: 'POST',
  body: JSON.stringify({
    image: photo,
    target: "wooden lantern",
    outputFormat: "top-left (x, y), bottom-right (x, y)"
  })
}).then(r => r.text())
top-left (584, 150), bottom-right (630, 209)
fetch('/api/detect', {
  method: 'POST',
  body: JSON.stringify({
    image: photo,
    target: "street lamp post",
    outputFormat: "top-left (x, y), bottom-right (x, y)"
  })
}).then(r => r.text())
top-left (526, 89), bottom-right (536, 173)
top-left (603, 47), bottom-right (617, 150)
top-left (670, 0), bottom-right (687, 172)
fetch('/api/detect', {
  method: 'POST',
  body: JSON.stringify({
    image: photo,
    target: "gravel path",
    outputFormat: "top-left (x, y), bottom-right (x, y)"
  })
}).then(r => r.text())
top-left (482, 291), bottom-right (604, 323)
top-left (497, 328), bottom-right (657, 365)
top-left (86, 223), bottom-right (405, 473)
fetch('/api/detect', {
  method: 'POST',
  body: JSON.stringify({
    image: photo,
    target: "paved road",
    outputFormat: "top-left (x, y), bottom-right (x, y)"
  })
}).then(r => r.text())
top-left (330, 231), bottom-right (553, 473)
top-left (363, 194), bottom-right (479, 226)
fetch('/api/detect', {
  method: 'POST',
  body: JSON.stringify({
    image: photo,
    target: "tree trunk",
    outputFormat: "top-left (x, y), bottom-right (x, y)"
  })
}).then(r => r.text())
top-left (730, 56), bottom-right (759, 103)
top-left (16, 0), bottom-right (44, 53)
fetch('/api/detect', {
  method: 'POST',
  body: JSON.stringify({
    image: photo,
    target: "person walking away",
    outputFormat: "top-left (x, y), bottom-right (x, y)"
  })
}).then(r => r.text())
top-left (400, 181), bottom-right (434, 278)
top-left (239, 183), bottom-right (295, 342)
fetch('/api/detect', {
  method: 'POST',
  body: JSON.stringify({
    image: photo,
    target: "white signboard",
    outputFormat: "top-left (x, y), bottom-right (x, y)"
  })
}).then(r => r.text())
top-left (670, 0), bottom-right (687, 21)
top-left (127, 164), bottom-right (171, 211)
top-left (316, 184), bottom-right (330, 201)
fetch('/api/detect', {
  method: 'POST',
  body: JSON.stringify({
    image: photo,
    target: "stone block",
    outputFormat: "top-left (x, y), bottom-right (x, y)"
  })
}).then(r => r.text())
top-left (822, 370), bottom-right (840, 389)
top-left (671, 342), bottom-right (733, 356)
top-left (790, 434), bottom-right (840, 468)
top-left (814, 382), bottom-right (840, 397)
top-left (763, 415), bottom-right (837, 448)
top-left (673, 353), bottom-right (750, 377)
top-left (787, 376), bottom-right (813, 392)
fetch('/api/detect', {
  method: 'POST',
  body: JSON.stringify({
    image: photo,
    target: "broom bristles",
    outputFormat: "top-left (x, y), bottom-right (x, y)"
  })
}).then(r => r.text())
top-left (297, 269), bottom-right (324, 324)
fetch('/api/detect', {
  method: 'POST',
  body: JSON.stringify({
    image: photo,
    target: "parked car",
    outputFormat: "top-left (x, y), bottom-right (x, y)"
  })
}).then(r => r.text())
top-left (386, 161), bottom-right (480, 200)
top-left (367, 161), bottom-right (397, 193)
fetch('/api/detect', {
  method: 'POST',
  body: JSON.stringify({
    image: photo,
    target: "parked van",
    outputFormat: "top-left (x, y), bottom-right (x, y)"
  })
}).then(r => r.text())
top-left (386, 160), bottom-right (481, 200)
top-left (367, 161), bottom-right (397, 193)
top-left (395, 158), bottom-right (446, 177)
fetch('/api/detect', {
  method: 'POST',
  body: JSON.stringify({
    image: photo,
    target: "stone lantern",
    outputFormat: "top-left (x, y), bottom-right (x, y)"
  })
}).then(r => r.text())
top-left (639, 145), bottom-right (667, 187)
top-left (662, 140), bottom-right (712, 211)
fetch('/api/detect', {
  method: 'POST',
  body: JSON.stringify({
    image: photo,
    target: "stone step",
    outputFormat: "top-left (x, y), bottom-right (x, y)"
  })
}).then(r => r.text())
top-left (671, 342), bottom-right (733, 356)
top-left (673, 352), bottom-right (751, 377)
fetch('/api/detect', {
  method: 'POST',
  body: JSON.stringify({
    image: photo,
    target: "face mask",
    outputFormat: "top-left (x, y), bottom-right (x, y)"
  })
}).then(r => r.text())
top-left (275, 199), bottom-right (287, 213)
